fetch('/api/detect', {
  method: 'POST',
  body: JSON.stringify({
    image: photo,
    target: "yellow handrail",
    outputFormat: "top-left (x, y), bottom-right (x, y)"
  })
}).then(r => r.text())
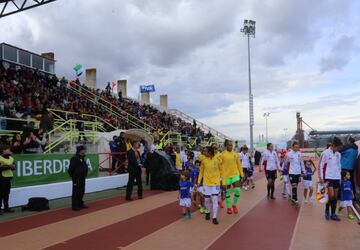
top-left (47, 108), bottom-right (78, 121)
top-left (0, 116), bottom-right (40, 126)
top-left (68, 84), bottom-right (154, 132)
top-left (47, 108), bottom-right (118, 131)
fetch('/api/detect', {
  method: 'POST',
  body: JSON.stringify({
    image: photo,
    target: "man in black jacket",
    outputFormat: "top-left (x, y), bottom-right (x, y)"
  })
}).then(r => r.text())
top-left (116, 132), bottom-right (127, 173)
top-left (126, 140), bottom-right (143, 201)
top-left (68, 145), bottom-right (89, 211)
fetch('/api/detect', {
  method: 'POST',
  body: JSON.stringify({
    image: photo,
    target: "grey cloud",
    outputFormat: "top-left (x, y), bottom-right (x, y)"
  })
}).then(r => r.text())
top-left (320, 35), bottom-right (358, 73)
top-left (267, 91), bottom-right (360, 113)
top-left (0, 0), bottom-right (358, 123)
top-left (252, 0), bottom-right (351, 67)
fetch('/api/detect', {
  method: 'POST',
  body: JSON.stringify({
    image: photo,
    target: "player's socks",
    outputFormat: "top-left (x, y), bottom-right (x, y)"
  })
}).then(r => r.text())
top-left (212, 195), bottom-right (219, 219)
top-left (233, 187), bottom-right (241, 205)
top-left (226, 188), bottom-right (232, 208)
top-left (205, 197), bottom-right (211, 214)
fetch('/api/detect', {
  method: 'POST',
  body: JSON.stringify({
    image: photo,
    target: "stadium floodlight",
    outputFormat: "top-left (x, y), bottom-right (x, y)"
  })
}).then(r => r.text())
top-left (0, 0), bottom-right (57, 18)
top-left (263, 112), bottom-right (270, 143)
top-left (240, 19), bottom-right (256, 152)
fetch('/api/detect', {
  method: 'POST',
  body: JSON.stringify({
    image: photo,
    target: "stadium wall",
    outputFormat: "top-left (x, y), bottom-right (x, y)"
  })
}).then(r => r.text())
top-left (10, 174), bottom-right (128, 207)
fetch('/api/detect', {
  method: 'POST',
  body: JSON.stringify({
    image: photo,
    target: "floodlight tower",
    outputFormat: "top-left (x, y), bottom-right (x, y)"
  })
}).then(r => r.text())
top-left (241, 19), bottom-right (256, 152)
top-left (263, 112), bottom-right (271, 143)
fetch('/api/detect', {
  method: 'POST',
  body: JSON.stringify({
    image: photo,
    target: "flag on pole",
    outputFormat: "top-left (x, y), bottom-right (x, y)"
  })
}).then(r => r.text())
top-left (111, 81), bottom-right (117, 94)
top-left (73, 64), bottom-right (84, 77)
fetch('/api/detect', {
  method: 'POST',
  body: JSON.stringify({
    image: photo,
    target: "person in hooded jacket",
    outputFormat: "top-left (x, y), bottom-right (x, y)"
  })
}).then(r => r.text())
top-left (340, 136), bottom-right (358, 197)
top-left (68, 145), bottom-right (89, 211)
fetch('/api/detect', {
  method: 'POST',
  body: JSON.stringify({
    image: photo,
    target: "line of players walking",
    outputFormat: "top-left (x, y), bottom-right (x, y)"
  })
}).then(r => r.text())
top-left (179, 136), bottom-right (356, 225)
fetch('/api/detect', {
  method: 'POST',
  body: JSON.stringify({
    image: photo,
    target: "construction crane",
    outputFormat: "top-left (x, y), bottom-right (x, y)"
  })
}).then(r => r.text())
top-left (0, 0), bottom-right (57, 18)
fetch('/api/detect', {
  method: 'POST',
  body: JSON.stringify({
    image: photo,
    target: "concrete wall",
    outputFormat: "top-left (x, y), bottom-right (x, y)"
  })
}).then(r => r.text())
top-left (41, 52), bottom-right (55, 60)
top-left (117, 80), bottom-right (127, 97)
top-left (85, 68), bottom-right (97, 89)
top-left (160, 94), bottom-right (168, 110)
top-left (10, 174), bottom-right (128, 207)
top-left (141, 92), bottom-right (150, 104)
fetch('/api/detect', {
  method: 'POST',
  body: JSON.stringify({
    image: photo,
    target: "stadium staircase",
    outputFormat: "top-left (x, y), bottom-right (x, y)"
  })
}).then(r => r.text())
top-left (67, 83), bottom-right (232, 148)
top-left (44, 109), bottom-right (118, 153)
top-left (168, 109), bottom-right (234, 141)
top-left (0, 109), bottom-right (118, 153)
top-left (68, 83), bottom-right (154, 133)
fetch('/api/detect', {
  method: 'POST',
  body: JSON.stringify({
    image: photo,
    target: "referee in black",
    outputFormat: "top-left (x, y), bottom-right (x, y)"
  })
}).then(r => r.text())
top-left (68, 145), bottom-right (89, 211)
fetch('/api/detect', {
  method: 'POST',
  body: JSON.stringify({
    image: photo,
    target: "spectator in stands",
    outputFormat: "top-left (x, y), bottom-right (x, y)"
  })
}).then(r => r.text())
top-left (76, 115), bottom-right (86, 142)
top-left (39, 112), bottom-right (53, 132)
top-left (1, 63), bottom-right (208, 148)
top-left (11, 133), bottom-right (23, 154)
top-left (0, 145), bottom-right (16, 214)
top-left (36, 129), bottom-right (49, 151)
top-left (340, 136), bottom-right (358, 197)
top-left (118, 90), bottom-right (122, 101)
top-left (6, 110), bottom-right (23, 132)
top-left (23, 131), bottom-right (44, 153)
top-left (23, 121), bottom-right (35, 138)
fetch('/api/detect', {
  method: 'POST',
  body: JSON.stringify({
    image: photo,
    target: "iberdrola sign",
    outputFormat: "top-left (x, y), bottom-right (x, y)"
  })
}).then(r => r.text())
top-left (12, 154), bottom-right (99, 188)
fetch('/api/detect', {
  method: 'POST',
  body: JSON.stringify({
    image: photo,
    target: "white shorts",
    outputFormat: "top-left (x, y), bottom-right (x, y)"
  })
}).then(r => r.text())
top-left (180, 198), bottom-right (191, 207)
top-left (283, 175), bottom-right (289, 183)
top-left (203, 186), bottom-right (220, 196)
top-left (197, 186), bottom-right (204, 194)
top-left (340, 200), bottom-right (353, 208)
top-left (303, 180), bottom-right (313, 189)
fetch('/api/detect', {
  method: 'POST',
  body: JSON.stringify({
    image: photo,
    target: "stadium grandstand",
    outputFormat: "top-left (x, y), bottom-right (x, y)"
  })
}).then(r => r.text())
top-left (0, 43), bottom-right (232, 155)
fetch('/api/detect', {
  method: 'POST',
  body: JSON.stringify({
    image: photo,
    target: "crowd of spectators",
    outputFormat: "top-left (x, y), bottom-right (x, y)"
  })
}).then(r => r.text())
top-left (0, 62), bottom-right (210, 153)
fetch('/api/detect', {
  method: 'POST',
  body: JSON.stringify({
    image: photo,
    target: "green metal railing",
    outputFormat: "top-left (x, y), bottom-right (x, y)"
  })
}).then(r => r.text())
top-left (159, 131), bottom-right (224, 149)
top-left (44, 118), bottom-right (102, 153)
top-left (68, 83), bottom-right (154, 132)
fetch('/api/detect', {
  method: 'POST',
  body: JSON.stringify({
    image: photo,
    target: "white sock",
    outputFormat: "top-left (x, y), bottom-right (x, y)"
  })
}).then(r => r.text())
top-left (285, 182), bottom-right (290, 195)
top-left (212, 195), bottom-right (219, 219)
top-left (205, 197), bottom-right (211, 214)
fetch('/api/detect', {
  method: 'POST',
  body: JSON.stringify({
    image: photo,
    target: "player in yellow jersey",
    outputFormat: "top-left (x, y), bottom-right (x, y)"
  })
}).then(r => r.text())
top-left (212, 143), bottom-right (225, 208)
top-left (197, 146), bottom-right (223, 225)
top-left (219, 140), bottom-right (244, 215)
top-left (196, 148), bottom-right (207, 214)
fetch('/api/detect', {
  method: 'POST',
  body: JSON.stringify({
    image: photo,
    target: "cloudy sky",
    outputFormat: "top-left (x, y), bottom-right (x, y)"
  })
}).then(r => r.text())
top-left (1, 0), bottom-right (360, 145)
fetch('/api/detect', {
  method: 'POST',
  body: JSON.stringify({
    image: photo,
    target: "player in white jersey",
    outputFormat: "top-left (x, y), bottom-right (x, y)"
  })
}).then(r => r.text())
top-left (284, 141), bottom-right (306, 206)
top-left (240, 145), bottom-right (251, 190)
top-left (261, 143), bottom-right (280, 199)
top-left (319, 137), bottom-right (343, 221)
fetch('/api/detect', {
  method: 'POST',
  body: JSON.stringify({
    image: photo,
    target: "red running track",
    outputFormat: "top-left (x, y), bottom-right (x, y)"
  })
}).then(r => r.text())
top-left (0, 190), bottom-right (161, 237)
top-left (209, 184), bottom-right (301, 250)
top-left (46, 202), bottom-right (197, 250)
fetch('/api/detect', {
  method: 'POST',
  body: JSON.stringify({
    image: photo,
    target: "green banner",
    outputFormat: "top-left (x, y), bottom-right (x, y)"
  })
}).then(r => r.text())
top-left (11, 154), bottom-right (99, 188)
